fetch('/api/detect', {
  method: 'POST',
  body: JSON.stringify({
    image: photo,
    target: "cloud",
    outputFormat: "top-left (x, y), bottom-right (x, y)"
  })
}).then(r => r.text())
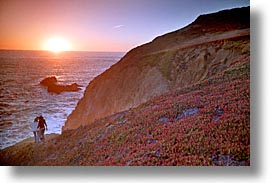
top-left (113, 24), bottom-right (125, 29)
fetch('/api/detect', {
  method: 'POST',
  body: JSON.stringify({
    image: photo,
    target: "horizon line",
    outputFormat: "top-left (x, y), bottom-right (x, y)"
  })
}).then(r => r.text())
top-left (0, 49), bottom-right (126, 53)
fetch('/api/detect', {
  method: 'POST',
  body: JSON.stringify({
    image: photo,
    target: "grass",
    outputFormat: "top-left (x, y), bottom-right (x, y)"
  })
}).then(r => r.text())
top-left (138, 49), bottom-right (175, 81)
top-left (223, 36), bottom-right (250, 54)
top-left (158, 50), bottom-right (176, 81)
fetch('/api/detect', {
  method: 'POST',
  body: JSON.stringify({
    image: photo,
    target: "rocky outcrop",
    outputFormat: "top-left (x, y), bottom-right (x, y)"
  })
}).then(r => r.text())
top-left (63, 7), bottom-right (250, 131)
top-left (40, 76), bottom-right (81, 94)
top-left (40, 76), bottom-right (58, 86)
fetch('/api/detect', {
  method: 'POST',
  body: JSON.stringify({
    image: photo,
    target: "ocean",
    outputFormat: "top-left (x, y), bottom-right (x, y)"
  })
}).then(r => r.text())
top-left (0, 50), bottom-right (124, 149)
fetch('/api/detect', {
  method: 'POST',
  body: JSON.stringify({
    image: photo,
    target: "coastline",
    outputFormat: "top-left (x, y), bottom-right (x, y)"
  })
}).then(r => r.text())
top-left (0, 51), bottom-right (123, 149)
top-left (0, 133), bottom-right (59, 151)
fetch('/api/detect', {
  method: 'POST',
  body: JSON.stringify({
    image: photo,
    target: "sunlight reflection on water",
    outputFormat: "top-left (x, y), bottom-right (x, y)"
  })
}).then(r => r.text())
top-left (0, 50), bottom-right (124, 149)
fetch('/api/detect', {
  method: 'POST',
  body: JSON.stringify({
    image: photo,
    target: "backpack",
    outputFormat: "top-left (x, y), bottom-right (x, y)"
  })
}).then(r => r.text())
top-left (38, 117), bottom-right (46, 129)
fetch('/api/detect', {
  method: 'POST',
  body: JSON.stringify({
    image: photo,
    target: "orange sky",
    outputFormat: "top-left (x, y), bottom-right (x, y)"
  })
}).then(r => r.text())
top-left (0, 0), bottom-right (249, 52)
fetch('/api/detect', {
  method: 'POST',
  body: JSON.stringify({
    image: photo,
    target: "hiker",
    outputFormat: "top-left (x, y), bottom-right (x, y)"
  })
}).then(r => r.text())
top-left (31, 117), bottom-right (40, 143)
top-left (37, 115), bottom-right (48, 142)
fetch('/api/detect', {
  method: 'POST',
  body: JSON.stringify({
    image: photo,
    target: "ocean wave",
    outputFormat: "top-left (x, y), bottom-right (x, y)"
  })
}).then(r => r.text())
top-left (0, 50), bottom-right (123, 149)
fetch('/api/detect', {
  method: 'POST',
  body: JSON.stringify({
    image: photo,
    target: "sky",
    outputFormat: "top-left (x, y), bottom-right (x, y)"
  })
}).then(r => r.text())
top-left (0, 0), bottom-right (250, 52)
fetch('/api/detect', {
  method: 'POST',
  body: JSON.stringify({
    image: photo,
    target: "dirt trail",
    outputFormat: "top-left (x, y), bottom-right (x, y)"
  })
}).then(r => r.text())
top-left (152, 28), bottom-right (250, 55)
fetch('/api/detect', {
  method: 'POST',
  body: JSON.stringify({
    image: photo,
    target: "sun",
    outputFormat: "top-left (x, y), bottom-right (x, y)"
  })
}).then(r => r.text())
top-left (44, 37), bottom-right (72, 53)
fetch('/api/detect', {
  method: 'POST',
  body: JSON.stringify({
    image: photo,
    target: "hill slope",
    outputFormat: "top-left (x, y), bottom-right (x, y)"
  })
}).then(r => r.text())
top-left (63, 6), bottom-right (249, 130)
top-left (0, 57), bottom-right (250, 165)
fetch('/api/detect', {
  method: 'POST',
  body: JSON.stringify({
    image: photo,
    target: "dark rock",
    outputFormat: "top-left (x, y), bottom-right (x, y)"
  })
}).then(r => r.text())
top-left (213, 108), bottom-right (225, 123)
top-left (106, 124), bottom-right (114, 131)
top-left (213, 116), bottom-right (220, 123)
top-left (142, 154), bottom-right (149, 158)
top-left (175, 113), bottom-right (184, 121)
top-left (147, 132), bottom-right (152, 137)
top-left (158, 117), bottom-right (170, 124)
top-left (47, 83), bottom-right (81, 94)
top-left (146, 139), bottom-right (158, 144)
top-left (211, 154), bottom-right (247, 166)
top-left (40, 77), bottom-right (81, 94)
top-left (40, 76), bottom-right (57, 86)
top-left (216, 109), bottom-right (225, 115)
top-left (152, 139), bottom-right (158, 144)
top-left (184, 107), bottom-right (199, 117)
top-left (156, 148), bottom-right (161, 156)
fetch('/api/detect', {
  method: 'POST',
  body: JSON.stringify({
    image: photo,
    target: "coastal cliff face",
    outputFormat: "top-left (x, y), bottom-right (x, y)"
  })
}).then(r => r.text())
top-left (63, 7), bottom-right (249, 131)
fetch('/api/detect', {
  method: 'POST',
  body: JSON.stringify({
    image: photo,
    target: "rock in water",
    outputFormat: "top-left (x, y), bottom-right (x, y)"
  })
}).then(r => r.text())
top-left (40, 76), bottom-right (58, 86)
top-left (47, 83), bottom-right (81, 94)
top-left (40, 76), bottom-right (81, 94)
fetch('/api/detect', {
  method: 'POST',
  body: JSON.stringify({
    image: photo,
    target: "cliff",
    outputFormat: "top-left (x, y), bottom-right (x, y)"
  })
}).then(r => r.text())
top-left (0, 58), bottom-right (250, 165)
top-left (63, 7), bottom-right (250, 131)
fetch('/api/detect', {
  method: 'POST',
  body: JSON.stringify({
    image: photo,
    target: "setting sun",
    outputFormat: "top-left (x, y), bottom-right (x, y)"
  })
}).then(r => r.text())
top-left (44, 37), bottom-right (72, 52)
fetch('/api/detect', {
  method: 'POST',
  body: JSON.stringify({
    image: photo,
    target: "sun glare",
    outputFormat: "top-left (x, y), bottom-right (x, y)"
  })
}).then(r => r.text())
top-left (44, 37), bottom-right (72, 53)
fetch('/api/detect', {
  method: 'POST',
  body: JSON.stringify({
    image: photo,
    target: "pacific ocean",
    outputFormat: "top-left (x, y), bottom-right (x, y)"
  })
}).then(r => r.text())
top-left (0, 50), bottom-right (124, 149)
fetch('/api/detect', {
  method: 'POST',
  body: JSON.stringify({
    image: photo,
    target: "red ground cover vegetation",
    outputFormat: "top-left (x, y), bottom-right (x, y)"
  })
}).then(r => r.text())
top-left (55, 57), bottom-right (249, 166)
top-left (0, 57), bottom-right (249, 166)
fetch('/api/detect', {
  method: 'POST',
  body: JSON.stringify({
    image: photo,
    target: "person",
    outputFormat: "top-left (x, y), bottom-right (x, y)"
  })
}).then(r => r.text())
top-left (31, 117), bottom-right (40, 143)
top-left (37, 115), bottom-right (48, 142)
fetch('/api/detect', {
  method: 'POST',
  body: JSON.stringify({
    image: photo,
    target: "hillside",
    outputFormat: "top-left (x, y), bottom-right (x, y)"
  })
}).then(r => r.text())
top-left (63, 7), bottom-right (250, 130)
top-left (0, 7), bottom-right (250, 166)
top-left (0, 57), bottom-right (249, 165)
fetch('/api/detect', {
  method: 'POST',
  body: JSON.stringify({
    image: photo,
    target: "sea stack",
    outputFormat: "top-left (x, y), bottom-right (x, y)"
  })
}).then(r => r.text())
top-left (40, 76), bottom-right (81, 94)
